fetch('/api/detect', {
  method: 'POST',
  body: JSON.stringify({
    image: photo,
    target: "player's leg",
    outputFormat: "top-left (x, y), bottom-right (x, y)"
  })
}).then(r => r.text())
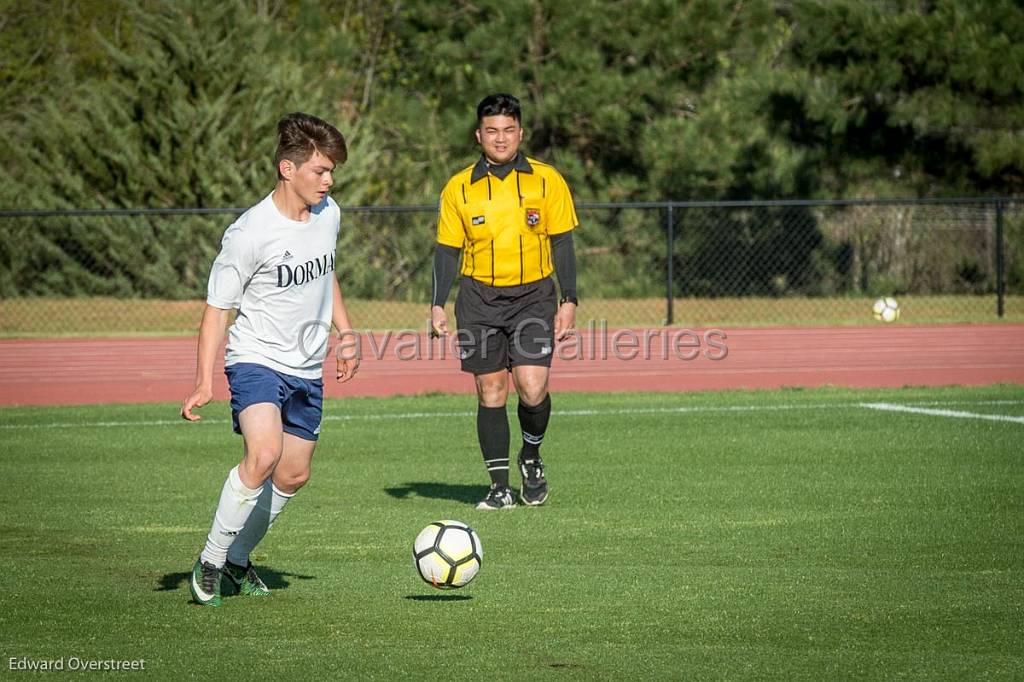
top-left (456, 279), bottom-right (517, 510)
top-left (474, 368), bottom-right (516, 509)
top-left (192, 402), bottom-right (284, 605)
top-left (508, 278), bottom-right (557, 506)
top-left (225, 375), bottom-right (322, 596)
top-left (223, 434), bottom-right (314, 595)
top-left (511, 365), bottom-right (552, 461)
top-left (468, 338), bottom-right (517, 510)
top-left (222, 482), bottom-right (275, 596)
top-left (511, 366), bottom-right (552, 505)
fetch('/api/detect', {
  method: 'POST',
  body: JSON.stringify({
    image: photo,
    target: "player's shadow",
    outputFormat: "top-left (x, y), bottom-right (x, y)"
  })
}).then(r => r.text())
top-left (156, 566), bottom-right (315, 593)
top-left (404, 594), bottom-right (473, 602)
top-left (384, 482), bottom-right (481, 504)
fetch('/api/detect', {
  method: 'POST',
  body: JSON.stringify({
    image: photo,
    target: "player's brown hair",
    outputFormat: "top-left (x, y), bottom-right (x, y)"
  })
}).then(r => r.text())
top-left (275, 112), bottom-right (347, 177)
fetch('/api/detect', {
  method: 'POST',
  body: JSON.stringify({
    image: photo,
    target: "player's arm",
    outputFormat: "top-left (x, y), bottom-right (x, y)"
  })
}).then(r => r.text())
top-left (431, 181), bottom-right (465, 337)
top-left (430, 244), bottom-right (461, 337)
top-left (551, 231), bottom-right (578, 341)
top-left (332, 276), bottom-right (360, 382)
top-left (546, 170), bottom-right (580, 341)
top-left (183, 221), bottom-right (255, 420)
top-left (181, 304), bottom-right (231, 421)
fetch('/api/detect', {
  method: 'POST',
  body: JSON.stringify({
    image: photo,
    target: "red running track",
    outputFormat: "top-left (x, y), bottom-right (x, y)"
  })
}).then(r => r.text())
top-left (0, 325), bottom-right (1022, 407)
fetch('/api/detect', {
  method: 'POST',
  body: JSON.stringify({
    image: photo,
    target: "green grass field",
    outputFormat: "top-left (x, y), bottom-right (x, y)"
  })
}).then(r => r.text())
top-left (1, 386), bottom-right (1022, 679)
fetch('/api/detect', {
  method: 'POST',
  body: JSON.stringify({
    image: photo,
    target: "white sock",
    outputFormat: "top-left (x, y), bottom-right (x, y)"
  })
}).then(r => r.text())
top-left (225, 482), bottom-right (295, 568)
top-left (200, 466), bottom-right (263, 568)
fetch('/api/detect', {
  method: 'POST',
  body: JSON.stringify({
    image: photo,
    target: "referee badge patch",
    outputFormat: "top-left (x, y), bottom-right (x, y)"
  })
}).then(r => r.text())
top-left (525, 208), bottom-right (541, 228)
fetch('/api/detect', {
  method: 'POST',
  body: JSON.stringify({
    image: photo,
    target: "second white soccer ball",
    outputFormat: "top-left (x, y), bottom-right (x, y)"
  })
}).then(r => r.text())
top-left (412, 520), bottom-right (483, 589)
top-left (872, 296), bottom-right (900, 322)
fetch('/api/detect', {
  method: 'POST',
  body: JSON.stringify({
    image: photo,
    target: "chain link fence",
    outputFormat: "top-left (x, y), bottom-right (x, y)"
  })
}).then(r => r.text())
top-left (0, 199), bottom-right (1020, 336)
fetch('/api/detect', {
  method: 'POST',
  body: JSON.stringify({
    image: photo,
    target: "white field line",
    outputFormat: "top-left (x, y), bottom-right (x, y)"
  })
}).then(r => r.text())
top-left (0, 405), bottom-right (833, 430)
top-left (860, 402), bottom-right (1024, 425)
top-left (1, 399), bottom-right (1022, 430)
top-left (905, 400), bottom-right (1024, 406)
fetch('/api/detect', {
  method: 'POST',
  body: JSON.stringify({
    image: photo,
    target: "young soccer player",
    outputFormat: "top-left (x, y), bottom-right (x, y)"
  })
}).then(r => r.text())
top-left (181, 112), bottom-right (359, 606)
top-left (430, 93), bottom-right (579, 510)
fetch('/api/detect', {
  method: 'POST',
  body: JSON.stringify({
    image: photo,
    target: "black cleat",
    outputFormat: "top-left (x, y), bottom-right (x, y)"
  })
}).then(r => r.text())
top-left (476, 483), bottom-right (517, 510)
top-left (189, 558), bottom-right (222, 606)
top-left (518, 452), bottom-right (548, 506)
top-left (223, 560), bottom-right (271, 597)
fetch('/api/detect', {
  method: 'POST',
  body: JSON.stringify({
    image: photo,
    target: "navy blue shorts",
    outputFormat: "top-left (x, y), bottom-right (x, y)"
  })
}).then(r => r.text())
top-left (225, 363), bottom-right (324, 441)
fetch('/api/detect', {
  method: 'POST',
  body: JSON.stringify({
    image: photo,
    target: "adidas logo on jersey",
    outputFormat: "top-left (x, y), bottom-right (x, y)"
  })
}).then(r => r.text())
top-left (282, 250), bottom-right (294, 261)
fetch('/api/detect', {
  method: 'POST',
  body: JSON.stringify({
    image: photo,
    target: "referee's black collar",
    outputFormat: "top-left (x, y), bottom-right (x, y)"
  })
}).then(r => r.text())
top-left (470, 152), bottom-right (533, 184)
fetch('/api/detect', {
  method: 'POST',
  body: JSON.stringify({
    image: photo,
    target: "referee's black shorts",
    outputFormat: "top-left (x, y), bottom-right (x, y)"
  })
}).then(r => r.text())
top-left (454, 276), bottom-right (557, 375)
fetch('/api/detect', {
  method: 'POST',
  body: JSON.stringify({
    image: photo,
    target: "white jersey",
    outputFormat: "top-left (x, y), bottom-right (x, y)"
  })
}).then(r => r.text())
top-left (206, 192), bottom-right (341, 379)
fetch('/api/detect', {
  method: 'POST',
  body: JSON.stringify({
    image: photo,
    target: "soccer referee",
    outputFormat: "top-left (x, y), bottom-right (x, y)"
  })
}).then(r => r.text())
top-left (431, 93), bottom-right (579, 510)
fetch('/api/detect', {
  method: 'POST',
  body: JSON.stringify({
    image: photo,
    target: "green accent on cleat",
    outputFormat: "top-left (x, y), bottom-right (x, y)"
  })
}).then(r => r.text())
top-left (190, 559), bottom-right (222, 607)
top-left (223, 561), bottom-right (270, 597)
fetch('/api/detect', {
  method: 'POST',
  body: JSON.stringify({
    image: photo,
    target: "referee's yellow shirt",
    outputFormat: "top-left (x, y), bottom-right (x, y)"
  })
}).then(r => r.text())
top-left (437, 155), bottom-right (578, 287)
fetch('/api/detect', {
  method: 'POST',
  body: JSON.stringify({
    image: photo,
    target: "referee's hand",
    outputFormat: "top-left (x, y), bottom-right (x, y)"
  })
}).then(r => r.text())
top-left (430, 305), bottom-right (449, 338)
top-left (554, 301), bottom-right (577, 341)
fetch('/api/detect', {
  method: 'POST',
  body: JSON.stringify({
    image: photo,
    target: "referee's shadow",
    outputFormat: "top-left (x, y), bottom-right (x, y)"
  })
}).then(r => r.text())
top-left (384, 482), bottom-right (482, 504)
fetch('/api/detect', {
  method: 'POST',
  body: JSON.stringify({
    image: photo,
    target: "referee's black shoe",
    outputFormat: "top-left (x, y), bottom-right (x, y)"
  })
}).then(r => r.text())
top-left (476, 483), bottom-right (516, 510)
top-left (518, 452), bottom-right (548, 506)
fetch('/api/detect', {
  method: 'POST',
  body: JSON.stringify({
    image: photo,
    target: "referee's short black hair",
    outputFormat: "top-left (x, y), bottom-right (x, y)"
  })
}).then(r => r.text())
top-left (477, 93), bottom-right (521, 125)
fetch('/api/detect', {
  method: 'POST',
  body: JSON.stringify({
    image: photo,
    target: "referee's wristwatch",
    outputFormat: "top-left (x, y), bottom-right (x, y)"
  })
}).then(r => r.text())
top-left (559, 295), bottom-right (578, 306)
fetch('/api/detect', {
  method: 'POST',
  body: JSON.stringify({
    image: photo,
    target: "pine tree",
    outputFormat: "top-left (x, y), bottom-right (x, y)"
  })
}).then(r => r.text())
top-left (0, 0), bottom-right (376, 297)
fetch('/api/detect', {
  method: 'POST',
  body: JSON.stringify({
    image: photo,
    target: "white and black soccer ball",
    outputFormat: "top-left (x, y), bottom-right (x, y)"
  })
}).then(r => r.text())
top-left (412, 520), bottom-right (483, 589)
top-left (872, 296), bottom-right (900, 322)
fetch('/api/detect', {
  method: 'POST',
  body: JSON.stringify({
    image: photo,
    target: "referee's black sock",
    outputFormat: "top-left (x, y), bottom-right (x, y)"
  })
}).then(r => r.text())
top-left (477, 404), bottom-right (510, 487)
top-left (517, 393), bottom-right (551, 461)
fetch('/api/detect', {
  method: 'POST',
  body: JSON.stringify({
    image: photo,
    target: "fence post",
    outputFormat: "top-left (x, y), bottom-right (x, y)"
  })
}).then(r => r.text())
top-left (996, 200), bottom-right (1005, 318)
top-left (666, 204), bottom-right (674, 325)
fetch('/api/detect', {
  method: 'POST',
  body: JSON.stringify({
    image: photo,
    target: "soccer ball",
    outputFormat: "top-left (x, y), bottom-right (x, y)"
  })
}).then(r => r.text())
top-left (412, 520), bottom-right (483, 589)
top-left (872, 296), bottom-right (900, 322)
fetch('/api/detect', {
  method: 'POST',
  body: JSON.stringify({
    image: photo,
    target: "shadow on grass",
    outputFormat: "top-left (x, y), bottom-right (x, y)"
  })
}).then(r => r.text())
top-left (156, 566), bottom-right (315, 593)
top-left (404, 594), bottom-right (473, 602)
top-left (384, 482), bottom-right (482, 504)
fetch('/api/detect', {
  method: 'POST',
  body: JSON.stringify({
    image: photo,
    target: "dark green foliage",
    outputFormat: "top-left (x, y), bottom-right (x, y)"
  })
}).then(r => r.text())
top-left (678, 206), bottom-right (827, 297)
top-left (0, 214), bottom-right (225, 298)
top-left (0, 0), bottom-right (1021, 300)
top-left (784, 0), bottom-right (1024, 196)
top-left (1, 1), bottom-right (321, 211)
